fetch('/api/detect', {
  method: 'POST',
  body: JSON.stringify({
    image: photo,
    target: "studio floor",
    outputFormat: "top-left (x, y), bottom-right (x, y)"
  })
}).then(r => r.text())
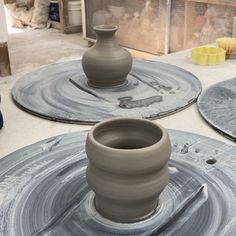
top-left (0, 28), bottom-right (235, 158)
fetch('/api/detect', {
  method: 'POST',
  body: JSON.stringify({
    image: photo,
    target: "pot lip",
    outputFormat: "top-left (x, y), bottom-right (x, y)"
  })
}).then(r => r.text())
top-left (88, 118), bottom-right (169, 152)
top-left (93, 25), bottom-right (118, 32)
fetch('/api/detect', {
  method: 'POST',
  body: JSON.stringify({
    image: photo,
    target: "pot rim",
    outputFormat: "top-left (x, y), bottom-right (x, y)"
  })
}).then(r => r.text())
top-left (93, 25), bottom-right (118, 32)
top-left (88, 117), bottom-right (168, 152)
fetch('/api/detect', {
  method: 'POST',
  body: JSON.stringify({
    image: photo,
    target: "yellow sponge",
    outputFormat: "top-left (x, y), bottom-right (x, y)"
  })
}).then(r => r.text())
top-left (216, 37), bottom-right (236, 59)
top-left (191, 47), bottom-right (226, 66)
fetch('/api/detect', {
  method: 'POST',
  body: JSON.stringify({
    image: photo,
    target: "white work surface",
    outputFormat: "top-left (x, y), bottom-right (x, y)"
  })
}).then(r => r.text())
top-left (1, 49), bottom-right (236, 158)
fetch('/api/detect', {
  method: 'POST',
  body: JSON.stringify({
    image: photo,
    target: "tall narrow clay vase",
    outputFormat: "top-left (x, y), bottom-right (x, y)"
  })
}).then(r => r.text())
top-left (86, 118), bottom-right (171, 223)
top-left (82, 25), bottom-right (133, 88)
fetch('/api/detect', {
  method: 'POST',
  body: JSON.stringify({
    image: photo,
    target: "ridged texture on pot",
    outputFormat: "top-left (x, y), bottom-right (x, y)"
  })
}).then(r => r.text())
top-left (86, 118), bottom-right (171, 223)
top-left (82, 25), bottom-right (133, 87)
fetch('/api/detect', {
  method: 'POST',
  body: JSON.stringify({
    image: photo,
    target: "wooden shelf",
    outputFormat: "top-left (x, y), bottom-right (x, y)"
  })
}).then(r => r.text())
top-left (57, 0), bottom-right (82, 34)
top-left (0, 42), bottom-right (11, 77)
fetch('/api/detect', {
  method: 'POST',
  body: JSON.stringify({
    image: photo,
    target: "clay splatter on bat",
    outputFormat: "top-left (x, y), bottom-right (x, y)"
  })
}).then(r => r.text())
top-left (0, 130), bottom-right (236, 235)
top-left (198, 78), bottom-right (236, 141)
top-left (12, 60), bottom-right (201, 124)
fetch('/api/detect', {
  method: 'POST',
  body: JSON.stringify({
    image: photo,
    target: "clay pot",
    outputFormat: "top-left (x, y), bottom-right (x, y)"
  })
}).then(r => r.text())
top-left (86, 118), bottom-right (171, 223)
top-left (82, 25), bottom-right (133, 88)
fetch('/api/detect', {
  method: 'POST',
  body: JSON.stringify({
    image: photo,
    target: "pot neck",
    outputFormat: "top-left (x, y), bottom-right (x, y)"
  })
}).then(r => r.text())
top-left (94, 26), bottom-right (118, 46)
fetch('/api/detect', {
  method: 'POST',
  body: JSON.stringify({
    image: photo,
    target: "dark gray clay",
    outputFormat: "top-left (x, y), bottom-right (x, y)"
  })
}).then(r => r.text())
top-left (86, 118), bottom-right (171, 223)
top-left (82, 25), bottom-right (133, 87)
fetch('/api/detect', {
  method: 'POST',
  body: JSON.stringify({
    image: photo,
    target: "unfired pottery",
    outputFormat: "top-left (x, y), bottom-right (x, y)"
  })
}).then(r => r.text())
top-left (3, 130), bottom-right (236, 235)
top-left (86, 118), bottom-right (171, 223)
top-left (82, 25), bottom-right (133, 88)
top-left (12, 60), bottom-right (202, 124)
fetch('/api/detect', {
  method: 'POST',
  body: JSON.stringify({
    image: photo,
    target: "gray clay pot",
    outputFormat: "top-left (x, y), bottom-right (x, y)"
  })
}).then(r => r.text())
top-left (82, 25), bottom-right (133, 88)
top-left (86, 118), bottom-right (171, 223)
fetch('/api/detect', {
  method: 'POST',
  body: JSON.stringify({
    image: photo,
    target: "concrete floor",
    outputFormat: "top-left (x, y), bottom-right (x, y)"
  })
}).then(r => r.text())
top-left (0, 28), bottom-right (89, 157)
top-left (0, 28), bottom-right (235, 158)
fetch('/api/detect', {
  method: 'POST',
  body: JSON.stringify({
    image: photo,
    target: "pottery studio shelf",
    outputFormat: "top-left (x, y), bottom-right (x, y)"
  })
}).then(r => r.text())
top-left (81, 0), bottom-right (236, 54)
top-left (185, 0), bottom-right (236, 6)
top-left (183, 0), bottom-right (236, 48)
top-left (51, 0), bottom-right (82, 33)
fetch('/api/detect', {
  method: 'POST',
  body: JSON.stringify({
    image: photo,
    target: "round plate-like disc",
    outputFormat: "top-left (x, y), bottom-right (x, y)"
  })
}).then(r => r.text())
top-left (0, 130), bottom-right (236, 235)
top-left (12, 60), bottom-right (201, 124)
top-left (198, 78), bottom-right (236, 141)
